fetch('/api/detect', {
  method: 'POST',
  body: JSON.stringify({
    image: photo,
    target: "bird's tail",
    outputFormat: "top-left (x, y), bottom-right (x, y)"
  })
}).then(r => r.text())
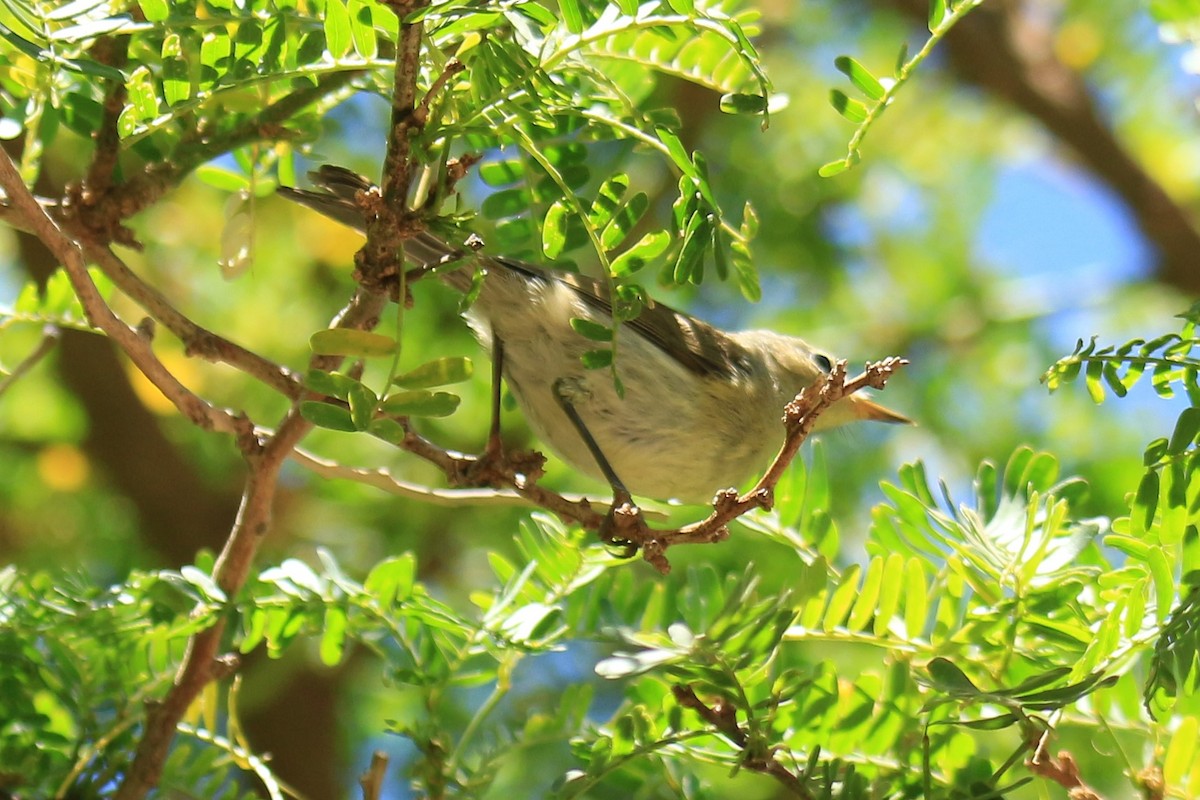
top-left (275, 165), bottom-right (468, 274)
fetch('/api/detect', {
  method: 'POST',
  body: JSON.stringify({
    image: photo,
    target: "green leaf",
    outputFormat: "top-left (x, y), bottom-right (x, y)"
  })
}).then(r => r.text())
top-left (347, 383), bottom-right (378, 430)
top-left (580, 349), bottom-right (613, 369)
top-left (719, 93), bottom-right (768, 114)
top-left (1101, 360), bottom-right (1128, 397)
top-left (672, 211), bottom-right (708, 284)
top-left (393, 357), bottom-right (474, 389)
top-left (656, 126), bottom-right (696, 180)
top-left (1085, 358), bottom-right (1105, 403)
top-left (903, 558), bottom-right (927, 638)
top-left (874, 553), bottom-right (905, 636)
top-left (730, 237), bottom-right (761, 302)
top-left (138, 0), bottom-right (169, 23)
top-left (847, 557), bottom-right (884, 632)
top-left (1168, 407), bottom-right (1200, 455)
top-left (834, 55), bottom-right (885, 100)
top-left (601, 192), bottom-right (647, 250)
top-left (127, 65), bottom-right (158, 121)
top-left (304, 369), bottom-right (359, 399)
top-left (319, 606), bottom-right (347, 666)
top-left (479, 159), bottom-right (524, 186)
top-left (380, 390), bottom-right (461, 417)
top-left (1153, 361), bottom-right (1178, 398)
top-left (481, 187), bottom-right (531, 219)
top-left (309, 329), bottom-right (397, 357)
top-left (895, 42), bottom-right (909, 76)
top-left (1144, 437), bottom-right (1169, 467)
top-left (161, 33), bottom-right (190, 106)
top-left (367, 418), bottom-right (405, 444)
top-left (543, 199), bottom-right (569, 259)
top-left (823, 564), bottom-right (860, 631)
top-left (928, 0), bottom-right (948, 30)
top-left (365, 554), bottom-right (416, 611)
top-left (1005, 667), bottom-right (1073, 697)
top-left (953, 714), bottom-right (1019, 730)
top-left (926, 657), bottom-right (981, 696)
top-left (559, 0), bottom-right (585, 34)
top-left (570, 317), bottom-right (613, 342)
top-left (610, 231), bottom-right (670, 277)
top-left (324, 0), bottom-right (352, 58)
top-left (348, 0), bottom-right (377, 60)
top-left (1164, 715), bottom-right (1198, 786)
top-left (195, 164), bottom-right (250, 192)
top-left (818, 159), bottom-right (850, 177)
top-left (588, 174), bottom-right (629, 231)
top-left (830, 90), bottom-right (868, 122)
top-left (1133, 470), bottom-right (1160, 535)
top-left (52, 16), bottom-right (135, 43)
top-left (299, 401), bottom-right (357, 432)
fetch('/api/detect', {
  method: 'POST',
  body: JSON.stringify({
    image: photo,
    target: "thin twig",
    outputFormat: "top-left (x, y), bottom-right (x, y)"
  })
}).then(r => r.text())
top-left (413, 59), bottom-right (465, 126)
top-left (83, 33), bottom-right (130, 196)
top-left (353, 360), bottom-right (903, 570)
top-left (610, 358), bottom-right (908, 572)
top-left (288, 443), bottom-right (621, 510)
top-left (85, 245), bottom-right (303, 399)
top-left (112, 279), bottom-right (397, 798)
top-left (0, 151), bottom-right (252, 438)
top-left (113, 457), bottom-right (274, 800)
top-left (348, 0), bottom-right (431, 294)
top-left (394, 419), bottom-right (606, 529)
top-left (380, 0), bottom-right (430, 211)
top-left (672, 685), bottom-right (813, 799)
top-left (0, 324), bottom-right (60, 398)
top-left (359, 751), bottom-right (389, 800)
top-left (1025, 749), bottom-right (1105, 800)
top-left (0, 197), bottom-right (303, 399)
top-left (62, 72), bottom-right (362, 247)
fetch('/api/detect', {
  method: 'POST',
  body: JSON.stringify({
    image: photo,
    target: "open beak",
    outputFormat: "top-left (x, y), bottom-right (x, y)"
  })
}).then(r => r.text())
top-left (847, 394), bottom-right (913, 425)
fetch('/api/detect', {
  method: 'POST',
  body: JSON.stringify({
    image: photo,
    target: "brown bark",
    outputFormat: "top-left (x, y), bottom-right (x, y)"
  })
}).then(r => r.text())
top-left (9, 180), bottom-right (342, 799)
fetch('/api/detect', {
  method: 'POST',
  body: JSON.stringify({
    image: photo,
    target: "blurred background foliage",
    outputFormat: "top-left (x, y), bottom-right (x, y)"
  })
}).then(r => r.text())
top-left (2, 0), bottom-right (1200, 798)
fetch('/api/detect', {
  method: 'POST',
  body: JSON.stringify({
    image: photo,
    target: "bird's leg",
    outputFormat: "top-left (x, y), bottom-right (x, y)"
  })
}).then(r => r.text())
top-left (552, 378), bottom-right (644, 556)
top-left (452, 333), bottom-right (545, 487)
top-left (483, 336), bottom-right (505, 461)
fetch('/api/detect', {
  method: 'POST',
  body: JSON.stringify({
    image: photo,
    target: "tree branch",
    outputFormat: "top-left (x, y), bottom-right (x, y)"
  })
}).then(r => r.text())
top-left (0, 151), bottom-right (252, 439)
top-left (1026, 749), bottom-right (1106, 800)
top-left (610, 358), bottom-right (907, 573)
top-left (288, 443), bottom-right (609, 509)
top-left (63, 71), bottom-right (362, 248)
top-left (113, 442), bottom-right (281, 800)
top-left (672, 685), bottom-right (813, 799)
top-left (83, 33), bottom-right (131, 198)
top-left (359, 751), bottom-right (389, 800)
top-left (0, 324), bottom-right (60, 398)
top-left (84, 244), bottom-right (303, 399)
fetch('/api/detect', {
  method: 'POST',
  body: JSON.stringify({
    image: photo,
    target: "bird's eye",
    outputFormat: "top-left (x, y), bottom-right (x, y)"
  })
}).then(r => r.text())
top-left (814, 353), bottom-right (833, 373)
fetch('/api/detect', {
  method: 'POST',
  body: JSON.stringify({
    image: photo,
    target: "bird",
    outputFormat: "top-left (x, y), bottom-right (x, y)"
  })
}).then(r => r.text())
top-left (278, 166), bottom-right (908, 504)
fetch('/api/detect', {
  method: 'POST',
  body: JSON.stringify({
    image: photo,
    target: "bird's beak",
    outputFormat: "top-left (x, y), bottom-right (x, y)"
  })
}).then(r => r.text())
top-left (847, 394), bottom-right (913, 425)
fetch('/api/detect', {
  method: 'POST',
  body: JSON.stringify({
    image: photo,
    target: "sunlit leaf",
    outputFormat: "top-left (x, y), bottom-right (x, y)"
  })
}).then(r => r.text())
top-left (393, 357), bottom-right (474, 389)
top-left (309, 329), bottom-right (397, 357)
top-left (830, 90), bottom-right (868, 122)
top-left (570, 317), bottom-right (613, 342)
top-left (834, 55), bottom-right (885, 100)
top-left (380, 390), bottom-right (461, 417)
top-left (299, 401), bottom-right (357, 432)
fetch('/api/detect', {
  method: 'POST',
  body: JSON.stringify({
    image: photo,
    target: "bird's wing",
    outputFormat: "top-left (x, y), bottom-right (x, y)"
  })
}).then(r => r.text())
top-left (278, 166), bottom-right (750, 380)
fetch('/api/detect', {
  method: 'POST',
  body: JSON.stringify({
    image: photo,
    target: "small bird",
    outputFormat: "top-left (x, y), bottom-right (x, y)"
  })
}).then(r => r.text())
top-left (279, 166), bottom-right (908, 504)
